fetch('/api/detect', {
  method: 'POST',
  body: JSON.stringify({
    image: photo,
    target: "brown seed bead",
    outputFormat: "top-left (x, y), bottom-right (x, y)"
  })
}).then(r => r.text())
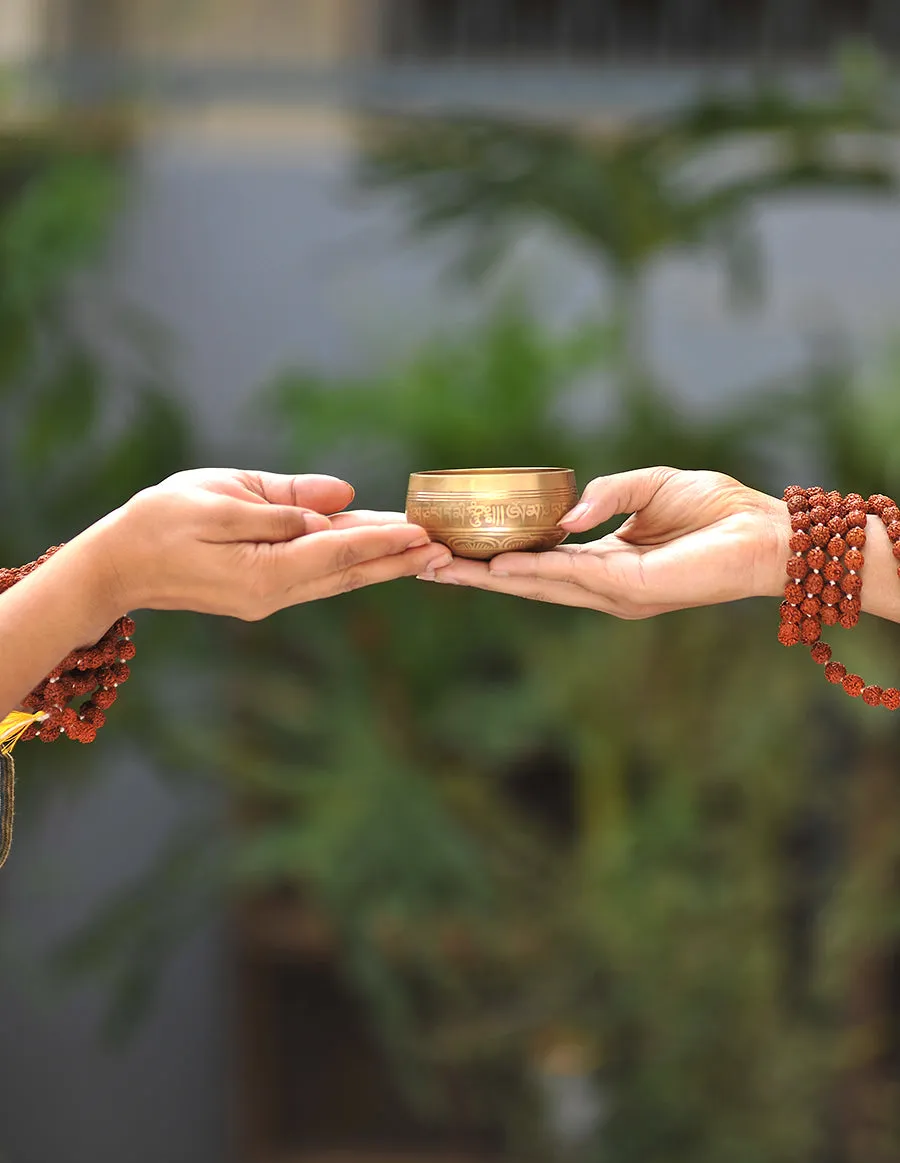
top-left (827, 516), bottom-right (848, 536)
top-left (93, 687), bottom-right (118, 710)
top-left (847, 509), bottom-right (868, 528)
top-left (807, 547), bottom-right (827, 570)
top-left (822, 582), bottom-right (842, 605)
top-left (806, 573), bottom-right (824, 595)
top-left (887, 521), bottom-right (900, 542)
top-left (846, 527), bottom-right (866, 548)
top-left (844, 493), bottom-right (865, 510)
top-left (821, 606), bottom-right (840, 626)
top-left (883, 505), bottom-right (900, 525)
top-left (67, 722), bottom-right (97, 744)
top-left (783, 485), bottom-right (807, 500)
top-left (823, 561), bottom-right (843, 583)
top-left (808, 485), bottom-right (825, 497)
top-left (811, 524), bottom-right (831, 547)
top-left (120, 617), bottom-right (137, 637)
top-left (781, 603), bottom-right (802, 625)
top-left (826, 537), bottom-right (846, 558)
top-left (844, 549), bottom-right (864, 571)
top-left (800, 618), bottom-right (821, 644)
top-left (862, 685), bottom-right (884, 707)
top-left (841, 574), bottom-right (862, 596)
top-left (800, 596), bottom-right (821, 617)
top-left (80, 704), bottom-right (106, 730)
top-left (778, 623), bottom-right (801, 647)
top-left (843, 673), bottom-right (865, 697)
top-left (791, 512), bottom-right (812, 531)
top-left (839, 596), bottom-right (859, 615)
top-left (810, 505), bottom-right (829, 526)
top-left (784, 582), bottom-right (805, 604)
top-left (786, 494), bottom-right (808, 514)
top-left (840, 613), bottom-right (860, 630)
top-left (786, 558), bottom-right (808, 580)
top-left (868, 494), bottom-right (892, 515)
top-left (826, 489), bottom-right (842, 507)
top-left (120, 641), bottom-right (136, 662)
top-left (789, 531), bottom-right (812, 553)
top-left (810, 642), bottom-right (832, 665)
top-left (882, 688), bottom-right (900, 710)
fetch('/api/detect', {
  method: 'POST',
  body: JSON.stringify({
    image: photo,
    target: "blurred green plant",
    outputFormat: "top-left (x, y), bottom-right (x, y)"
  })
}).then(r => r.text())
top-left (358, 61), bottom-right (896, 380)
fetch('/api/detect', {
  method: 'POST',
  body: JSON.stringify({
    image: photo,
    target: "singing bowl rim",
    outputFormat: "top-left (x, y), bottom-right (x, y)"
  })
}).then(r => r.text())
top-left (408, 467), bottom-right (576, 493)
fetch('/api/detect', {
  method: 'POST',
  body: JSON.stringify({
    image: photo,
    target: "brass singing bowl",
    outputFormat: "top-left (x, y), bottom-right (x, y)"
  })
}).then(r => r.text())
top-left (406, 468), bottom-right (579, 561)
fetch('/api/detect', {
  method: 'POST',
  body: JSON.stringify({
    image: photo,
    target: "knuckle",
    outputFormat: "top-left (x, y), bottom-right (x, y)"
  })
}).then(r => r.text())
top-left (274, 508), bottom-right (300, 542)
top-left (337, 567), bottom-right (369, 594)
top-left (335, 541), bottom-right (365, 572)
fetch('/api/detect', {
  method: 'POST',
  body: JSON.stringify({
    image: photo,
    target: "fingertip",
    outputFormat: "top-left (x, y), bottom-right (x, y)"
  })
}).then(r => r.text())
top-left (301, 511), bottom-right (333, 534)
top-left (558, 501), bottom-right (592, 529)
top-left (404, 524), bottom-right (433, 548)
top-left (488, 551), bottom-right (533, 574)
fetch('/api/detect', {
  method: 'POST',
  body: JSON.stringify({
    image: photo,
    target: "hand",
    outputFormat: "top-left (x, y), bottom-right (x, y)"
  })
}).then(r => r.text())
top-left (425, 468), bottom-right (791, 617)
top-left (92, 469), bottom-right (451, 621)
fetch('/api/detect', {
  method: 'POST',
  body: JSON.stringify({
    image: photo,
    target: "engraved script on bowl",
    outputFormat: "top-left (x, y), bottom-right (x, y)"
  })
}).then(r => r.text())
top-left (406, 468), bottom-right (579, 561)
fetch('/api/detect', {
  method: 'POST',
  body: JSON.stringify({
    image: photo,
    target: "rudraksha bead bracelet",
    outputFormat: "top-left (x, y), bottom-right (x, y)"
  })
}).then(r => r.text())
top-left (779, 487), bottom-right (900, 708)
top-left (0, 545), bottom-right (135, 744)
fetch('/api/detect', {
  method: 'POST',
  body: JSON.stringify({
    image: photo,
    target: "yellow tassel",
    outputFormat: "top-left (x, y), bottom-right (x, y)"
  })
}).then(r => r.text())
top-left (0, 711), bottom-right (46, 868)
top-left (1, 710), bottom-right (46, 754)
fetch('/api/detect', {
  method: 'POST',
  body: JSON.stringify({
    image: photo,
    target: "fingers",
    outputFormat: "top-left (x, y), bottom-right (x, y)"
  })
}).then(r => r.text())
top-left (559, 466), bottom-right (678, 532)
top-left (433, 546), bottom-right (603, 589)
top-left (329, 510), bottom-right (410, 530)
top-left (214, 500), bottom-right (333, 543)
top-left (483, 547), bottom-right (591, 584)
top-left (325, 542), bottom-right (453, 594)
top-left (280, 523), bottom-right (436, 581)
top-left (244, 471), bottom-right (356, 515)
top-left (423, 559), bottom-right (603, 610)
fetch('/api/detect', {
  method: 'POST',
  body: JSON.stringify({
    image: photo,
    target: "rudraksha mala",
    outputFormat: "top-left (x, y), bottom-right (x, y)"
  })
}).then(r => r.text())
top-left (0, 545), bottom-right (135, 744)
top-left (779, 486), bottom-right (900, 709)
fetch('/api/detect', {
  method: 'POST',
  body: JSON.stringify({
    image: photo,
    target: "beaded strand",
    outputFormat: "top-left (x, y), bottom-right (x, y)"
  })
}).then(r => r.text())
top-left (0, 545), bottom-right (135, 743)
top-left (779, 487), bottom-right (900, 709)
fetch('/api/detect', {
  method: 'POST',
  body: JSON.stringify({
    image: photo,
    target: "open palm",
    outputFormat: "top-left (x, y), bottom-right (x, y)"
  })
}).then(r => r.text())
top-left (428, 468), bottom-right (789, 617)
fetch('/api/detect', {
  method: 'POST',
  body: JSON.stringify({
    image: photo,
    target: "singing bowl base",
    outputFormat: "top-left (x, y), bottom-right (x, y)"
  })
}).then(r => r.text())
top-left (427, 529), bottom-right (569, 560)
top-left (406, 467), bottom-right (578, 561)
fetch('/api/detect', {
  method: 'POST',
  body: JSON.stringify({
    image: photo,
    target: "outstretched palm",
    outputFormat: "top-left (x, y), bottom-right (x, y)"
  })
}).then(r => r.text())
top-left (429, 469), bottom-right (789, 617)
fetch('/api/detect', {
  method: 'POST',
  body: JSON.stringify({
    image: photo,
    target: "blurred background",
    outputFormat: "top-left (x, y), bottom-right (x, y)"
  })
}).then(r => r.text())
top-left (4, 3), bottom-right (900, 1163)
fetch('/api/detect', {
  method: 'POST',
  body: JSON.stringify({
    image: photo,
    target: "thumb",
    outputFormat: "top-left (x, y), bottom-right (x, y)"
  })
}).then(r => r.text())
top-left (559, 467), bottom-right (678, 532)
top-left (222, 500), bottom-right (332, 543)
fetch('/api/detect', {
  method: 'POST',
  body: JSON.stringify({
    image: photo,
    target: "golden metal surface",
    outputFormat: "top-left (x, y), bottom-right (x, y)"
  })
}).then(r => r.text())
top-left (406, 467), bottom-right (578, 560)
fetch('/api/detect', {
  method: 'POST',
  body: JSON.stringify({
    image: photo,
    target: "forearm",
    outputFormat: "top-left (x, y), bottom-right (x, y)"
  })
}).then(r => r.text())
top-left (0, 516), bottom-right (128, 717)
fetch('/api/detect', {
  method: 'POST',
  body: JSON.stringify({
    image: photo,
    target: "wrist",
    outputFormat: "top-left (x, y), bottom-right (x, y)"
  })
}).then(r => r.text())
top-left (859, 514), bottom-right (900, 623)
top-left (59, 509), bottom-right (135, 641)
top-left (752, 493), bottom-right (792, 599)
